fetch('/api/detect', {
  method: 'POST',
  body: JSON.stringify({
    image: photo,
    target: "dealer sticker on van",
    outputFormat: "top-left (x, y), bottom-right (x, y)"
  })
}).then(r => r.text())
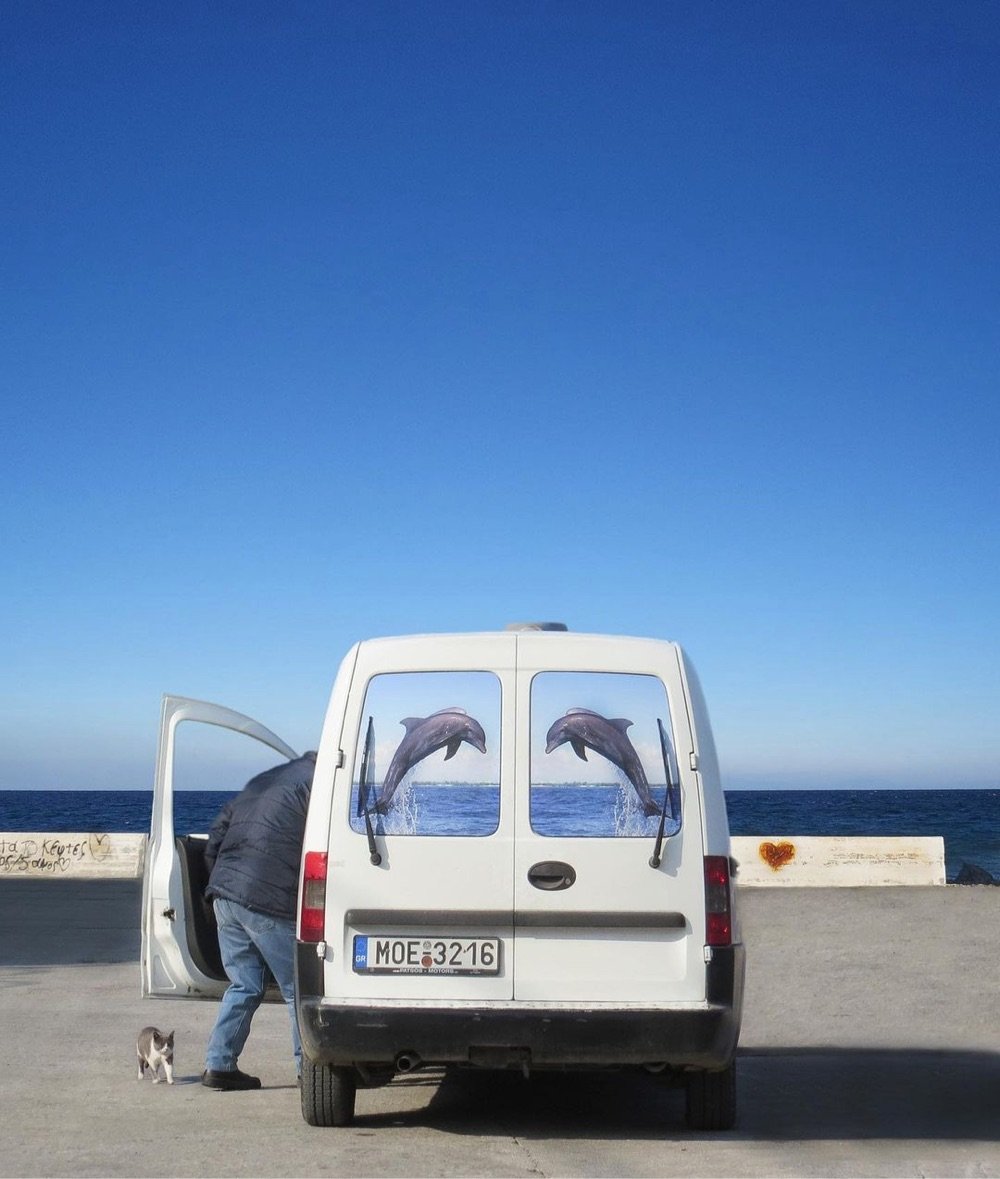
top-left (353, 935), bottom-right (501, 976)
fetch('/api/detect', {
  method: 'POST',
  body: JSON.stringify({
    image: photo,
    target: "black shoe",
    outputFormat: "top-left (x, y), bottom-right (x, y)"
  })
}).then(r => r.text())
top-left (201, 1068), bottom-right (261, 1091)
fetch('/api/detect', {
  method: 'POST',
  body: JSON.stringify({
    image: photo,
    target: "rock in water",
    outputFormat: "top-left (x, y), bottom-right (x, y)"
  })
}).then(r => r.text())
top-left (955, 861), bottom-right (998, 885)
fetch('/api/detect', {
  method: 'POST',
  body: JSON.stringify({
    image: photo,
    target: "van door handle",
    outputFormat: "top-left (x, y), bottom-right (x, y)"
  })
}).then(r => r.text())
top-left (527, 861), bottom-right (576, 891)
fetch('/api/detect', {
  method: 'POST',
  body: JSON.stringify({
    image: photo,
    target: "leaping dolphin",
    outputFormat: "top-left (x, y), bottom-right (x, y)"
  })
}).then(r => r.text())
top-left (545, 708), bottom-right (659, 816)
top-left (372, 707), bottom-right (487, 814)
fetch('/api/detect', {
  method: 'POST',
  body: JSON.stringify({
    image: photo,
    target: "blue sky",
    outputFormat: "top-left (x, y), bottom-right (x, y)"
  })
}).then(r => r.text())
top-left (3, 1), bottom-right (998, 792)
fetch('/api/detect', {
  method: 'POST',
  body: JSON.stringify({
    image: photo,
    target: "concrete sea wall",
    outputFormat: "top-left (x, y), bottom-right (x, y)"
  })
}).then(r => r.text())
top-left (731, 835), bottom-right (945, 886)
top-left (0, 832), bottom-right (946, 884)
top-left (0, 832), bottom-right (146, 879)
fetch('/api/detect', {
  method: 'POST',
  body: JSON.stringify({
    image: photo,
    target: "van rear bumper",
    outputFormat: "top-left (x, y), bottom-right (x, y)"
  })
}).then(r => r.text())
top-left (296, 943), bottom-right (744, 1071)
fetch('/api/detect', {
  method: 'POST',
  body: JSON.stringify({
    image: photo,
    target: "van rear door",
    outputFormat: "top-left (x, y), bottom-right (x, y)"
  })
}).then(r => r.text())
top-left (141, 695), bottom-right (297, 999)
top-left (322, 635), bottom-right (517, 1003)
top-left (512, 635), bottom-right (706, 1002)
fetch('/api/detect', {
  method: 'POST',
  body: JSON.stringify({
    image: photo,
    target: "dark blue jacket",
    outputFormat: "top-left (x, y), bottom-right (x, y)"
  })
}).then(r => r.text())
top-left (204, 753), bottom-right (316, 920)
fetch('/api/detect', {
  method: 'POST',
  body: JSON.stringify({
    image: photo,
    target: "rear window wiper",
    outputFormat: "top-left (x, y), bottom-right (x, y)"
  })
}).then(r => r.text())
top-left (649, 718), bottom-right (682, 869)
top-left (357, 716), bottom-right (383, 866)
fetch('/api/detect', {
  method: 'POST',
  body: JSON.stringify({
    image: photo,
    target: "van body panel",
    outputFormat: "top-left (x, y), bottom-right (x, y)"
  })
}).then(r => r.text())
top-left (676, 648), bottom-right (727, 855)
top-left (511, 634), bottom-right (705, 1002)
top-left (318, 634), bottom-right (518, 1003)
top-left (299, 641), bottom-right (359, 912)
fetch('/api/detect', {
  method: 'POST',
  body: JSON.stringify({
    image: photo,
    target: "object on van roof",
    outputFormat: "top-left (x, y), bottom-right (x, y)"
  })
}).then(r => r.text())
top-left (505, 621), bottom-right (568, 631)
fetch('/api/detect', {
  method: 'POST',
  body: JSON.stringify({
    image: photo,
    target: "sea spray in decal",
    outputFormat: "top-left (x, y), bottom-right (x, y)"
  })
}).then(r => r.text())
top-left (378, 770), bottom-right (420, 835)
top-left (612, 768), bottom-right (662, 836)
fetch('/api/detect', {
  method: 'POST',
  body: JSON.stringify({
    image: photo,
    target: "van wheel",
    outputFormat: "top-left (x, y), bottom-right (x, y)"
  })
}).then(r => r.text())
top-left (684, 1063), bottom-right (736, 1131)
top-left (300, 1060), bottom-right (357, 1127)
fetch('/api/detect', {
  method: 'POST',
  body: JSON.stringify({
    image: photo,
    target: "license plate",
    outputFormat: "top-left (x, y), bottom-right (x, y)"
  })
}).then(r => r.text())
top-left (353, 935), bottom-right (501, 975)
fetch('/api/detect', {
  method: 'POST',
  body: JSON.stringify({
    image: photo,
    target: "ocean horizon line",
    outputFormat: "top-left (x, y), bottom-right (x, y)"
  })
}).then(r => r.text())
top-left (2, 783), bottom-right (996, 793)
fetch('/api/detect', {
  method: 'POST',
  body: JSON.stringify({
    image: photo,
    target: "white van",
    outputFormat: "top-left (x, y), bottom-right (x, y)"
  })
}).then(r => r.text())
top-left (141, 627), bottom-right (744, 1131)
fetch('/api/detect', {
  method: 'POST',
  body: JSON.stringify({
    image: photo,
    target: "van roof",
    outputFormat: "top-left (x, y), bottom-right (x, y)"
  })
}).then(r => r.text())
top-left (350, 630), bottom-right (681, 653)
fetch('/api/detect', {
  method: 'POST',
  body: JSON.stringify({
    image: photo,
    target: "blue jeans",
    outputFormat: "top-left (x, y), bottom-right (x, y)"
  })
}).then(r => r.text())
top-left (205, 897), bottom-right (301, 1075)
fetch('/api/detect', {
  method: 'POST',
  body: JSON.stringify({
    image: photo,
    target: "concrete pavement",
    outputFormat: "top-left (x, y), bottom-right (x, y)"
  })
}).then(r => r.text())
top-left (0, 880), bottom-right (997, 1178)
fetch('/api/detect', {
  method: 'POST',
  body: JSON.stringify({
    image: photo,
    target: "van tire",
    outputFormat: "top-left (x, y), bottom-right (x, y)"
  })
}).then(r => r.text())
top-left (300, 1060), bottom-right (357, 1127)
top-left (684, 1063), bottom-right (736, 1131)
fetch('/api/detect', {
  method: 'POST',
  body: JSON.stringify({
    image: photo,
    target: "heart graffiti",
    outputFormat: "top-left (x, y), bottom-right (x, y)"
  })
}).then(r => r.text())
top-left (88, 833), bottom-right (112, 861)
top-left (759, 840), bottom-right (796, 871)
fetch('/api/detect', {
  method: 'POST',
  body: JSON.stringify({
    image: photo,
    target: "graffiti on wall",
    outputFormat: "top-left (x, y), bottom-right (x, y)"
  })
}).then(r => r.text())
top-left (759, 840), bottom-right (797, 871)
top-left (0, 833), bottom-right (115, 875)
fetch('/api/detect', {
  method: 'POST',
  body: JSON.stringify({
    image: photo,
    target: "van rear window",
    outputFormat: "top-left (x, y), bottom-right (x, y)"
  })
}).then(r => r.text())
top-left (349, 671), bottom-right (501, 837)
top-left (530, 672), bottom-right (682, 838)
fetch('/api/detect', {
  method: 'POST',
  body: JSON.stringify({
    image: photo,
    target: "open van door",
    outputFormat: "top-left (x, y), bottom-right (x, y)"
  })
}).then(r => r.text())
top-left (141, 695), bottom-right (298, 999)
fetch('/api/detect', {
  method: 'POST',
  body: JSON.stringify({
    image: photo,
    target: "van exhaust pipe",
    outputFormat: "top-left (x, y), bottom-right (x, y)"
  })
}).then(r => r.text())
top-left (395, 1051), bottom-right (422, 1073)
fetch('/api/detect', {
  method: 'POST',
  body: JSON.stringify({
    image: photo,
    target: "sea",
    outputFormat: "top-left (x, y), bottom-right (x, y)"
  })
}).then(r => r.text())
top-left (1, 787), bottom-right (997, 883)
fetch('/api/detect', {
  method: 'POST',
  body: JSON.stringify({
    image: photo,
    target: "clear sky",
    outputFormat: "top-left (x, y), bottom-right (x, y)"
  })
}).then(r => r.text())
top-left (3, 1), bottom-right (998, 793)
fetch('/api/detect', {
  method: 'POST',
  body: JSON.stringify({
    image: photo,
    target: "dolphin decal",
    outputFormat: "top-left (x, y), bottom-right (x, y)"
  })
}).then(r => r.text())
top-left (372, 707), bottom-right (487, 814)
top-left (545, 708), bottom-right (659, 816)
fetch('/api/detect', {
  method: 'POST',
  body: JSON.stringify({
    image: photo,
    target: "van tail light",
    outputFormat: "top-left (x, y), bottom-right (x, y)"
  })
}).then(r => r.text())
top-left (299, 851), bottom-right (328, 942)
top-left (704, 855), bottom-right (733, 947)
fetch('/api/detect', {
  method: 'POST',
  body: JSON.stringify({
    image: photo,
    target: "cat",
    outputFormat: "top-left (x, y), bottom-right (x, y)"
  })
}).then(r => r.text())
top-left (136, 1026), bottom-right (174, 1084)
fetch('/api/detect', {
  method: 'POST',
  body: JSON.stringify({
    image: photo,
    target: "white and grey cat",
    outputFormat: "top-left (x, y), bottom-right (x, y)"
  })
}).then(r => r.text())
top-left (136, 1026), bottom-right (174, 1084)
